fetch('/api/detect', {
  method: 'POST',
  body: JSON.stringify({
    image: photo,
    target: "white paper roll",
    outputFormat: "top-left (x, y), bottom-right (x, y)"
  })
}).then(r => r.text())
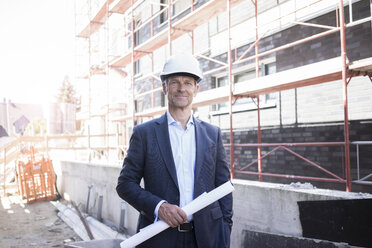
top-left (120, 181), bottom-right (234, 248)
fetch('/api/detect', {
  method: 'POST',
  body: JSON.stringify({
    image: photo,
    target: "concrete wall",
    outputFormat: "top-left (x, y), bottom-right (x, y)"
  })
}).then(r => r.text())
top-left (54, 161), bottom-right (372, 247)
top-left (230, 179), bottom-right (372, 248)
top-left (53, 160), bottom-right (140, 235)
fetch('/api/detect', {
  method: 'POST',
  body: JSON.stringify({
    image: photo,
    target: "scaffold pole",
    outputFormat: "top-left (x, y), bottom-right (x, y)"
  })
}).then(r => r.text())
top-left (339, 0), bottom-right (351, 192)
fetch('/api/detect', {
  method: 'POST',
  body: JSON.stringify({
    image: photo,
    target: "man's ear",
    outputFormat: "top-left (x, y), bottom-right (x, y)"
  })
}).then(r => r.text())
top-left (162, 83), bottom-right (167, 95)
top-left (193, 83), bottom-right (199, 97)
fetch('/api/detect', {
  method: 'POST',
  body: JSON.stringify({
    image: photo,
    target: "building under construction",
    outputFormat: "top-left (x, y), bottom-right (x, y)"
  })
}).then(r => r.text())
top-left (74, 0), bottom-right (372, 192)
top-left (1, 0), bottom-right (372, 247)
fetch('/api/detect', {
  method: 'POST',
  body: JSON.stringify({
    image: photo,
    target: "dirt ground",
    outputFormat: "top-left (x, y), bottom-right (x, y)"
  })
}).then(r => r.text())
top-left (0, 195), bottom-right (82, 248)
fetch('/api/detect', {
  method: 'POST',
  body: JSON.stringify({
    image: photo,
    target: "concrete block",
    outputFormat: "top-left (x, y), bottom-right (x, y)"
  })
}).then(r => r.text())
top-left (242, 229), bottom-right (353, 248)
top-left (65, 239), bottom-right (123, 248)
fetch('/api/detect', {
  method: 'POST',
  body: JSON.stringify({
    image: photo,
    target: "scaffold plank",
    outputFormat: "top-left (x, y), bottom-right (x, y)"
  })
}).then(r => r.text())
top-left (111, 56), bottom-right (372, 121)
top-left (77, 0), bottom-right (115, 38)
top-left (109, 0), bottom-right (139, 14)
top-left (193, 85), bottom-right (229, 108)
top-left (234, 56), bottom-right (343, 97)
top-left (349, 57), bottom-right (372, 74)
top-left (111, 106), bottom-right (167, 122)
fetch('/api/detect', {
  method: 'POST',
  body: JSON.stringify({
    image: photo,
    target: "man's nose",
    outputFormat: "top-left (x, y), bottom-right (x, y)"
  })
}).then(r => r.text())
top-left (177, 83), bottom-right (187, 91)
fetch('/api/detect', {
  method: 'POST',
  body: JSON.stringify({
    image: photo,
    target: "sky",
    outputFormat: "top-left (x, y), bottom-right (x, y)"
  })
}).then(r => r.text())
top-left (0, 0), bottom-right (75, 105)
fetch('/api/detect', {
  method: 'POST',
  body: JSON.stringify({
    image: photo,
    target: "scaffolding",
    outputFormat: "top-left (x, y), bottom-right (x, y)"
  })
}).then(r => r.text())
top-left (74, 0), bottom-right (372, 191)
top-left (75, 0), bottom-right (129, 162)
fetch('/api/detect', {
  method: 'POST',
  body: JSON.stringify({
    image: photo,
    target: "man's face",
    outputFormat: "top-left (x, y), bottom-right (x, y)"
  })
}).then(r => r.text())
top-left (163, 75), bottom-right (199, 109)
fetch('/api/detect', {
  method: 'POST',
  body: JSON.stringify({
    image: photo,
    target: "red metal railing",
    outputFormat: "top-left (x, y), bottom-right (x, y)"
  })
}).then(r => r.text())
top-left (226, 142), bottom-right (347, 184)
top-left (225, 0), bottom-right (353, 191)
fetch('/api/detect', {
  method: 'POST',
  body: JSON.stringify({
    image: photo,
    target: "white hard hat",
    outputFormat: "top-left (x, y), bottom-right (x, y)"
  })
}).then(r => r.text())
top-left (160, 53), bottom-right (203, 83)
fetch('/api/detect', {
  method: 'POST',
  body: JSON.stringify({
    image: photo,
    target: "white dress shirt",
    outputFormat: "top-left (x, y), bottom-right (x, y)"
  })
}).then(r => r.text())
top-left (154, 111), bottom-right (196, 221)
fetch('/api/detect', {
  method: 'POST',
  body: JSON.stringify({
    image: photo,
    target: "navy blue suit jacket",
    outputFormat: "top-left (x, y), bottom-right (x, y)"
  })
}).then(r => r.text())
top-left (116, 113), bottom-right (233, 248)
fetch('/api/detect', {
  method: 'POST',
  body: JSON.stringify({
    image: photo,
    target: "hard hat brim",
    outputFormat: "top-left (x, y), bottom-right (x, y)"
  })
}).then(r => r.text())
top-left (160, 72), bottom-right (201, 84)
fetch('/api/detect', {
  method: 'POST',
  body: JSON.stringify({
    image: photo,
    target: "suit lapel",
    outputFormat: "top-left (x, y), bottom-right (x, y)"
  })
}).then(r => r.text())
top-left (194, 117), bottom-right (206, 182)
top-left (154, 114), bottom-right (179, 189)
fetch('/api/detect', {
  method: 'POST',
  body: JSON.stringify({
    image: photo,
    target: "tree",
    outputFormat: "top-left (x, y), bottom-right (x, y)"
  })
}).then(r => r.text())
top-left (24, 119), bottom-right (46, 136)
top-left (56, 76), bottom-right (78, 104)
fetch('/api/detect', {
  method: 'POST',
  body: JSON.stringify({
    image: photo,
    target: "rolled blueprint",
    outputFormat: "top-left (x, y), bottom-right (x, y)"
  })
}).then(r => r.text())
top-left (120, 181), bottom-right (234, 248)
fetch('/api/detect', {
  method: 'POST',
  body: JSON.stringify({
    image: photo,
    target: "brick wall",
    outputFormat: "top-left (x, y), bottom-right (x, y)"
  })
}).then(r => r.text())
top-left (221, 120), bottom-right (372, 192)
top-left (276, 0), bottom-right (372, 71)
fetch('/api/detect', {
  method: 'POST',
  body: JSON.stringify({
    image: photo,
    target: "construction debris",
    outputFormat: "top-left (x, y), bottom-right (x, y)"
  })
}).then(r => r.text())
top-left (280, 182), bottom-right (316, 190)
top-left (72, 201), bottom-right (94, 240)
top-left (54, 201), bottom-right (127, 242)
top-left (0, 196), bottom-right (81, 248)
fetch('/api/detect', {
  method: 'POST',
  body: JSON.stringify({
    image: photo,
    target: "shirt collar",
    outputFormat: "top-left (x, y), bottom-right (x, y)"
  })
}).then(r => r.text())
top-left (167, 110), bottom-right (194, 127)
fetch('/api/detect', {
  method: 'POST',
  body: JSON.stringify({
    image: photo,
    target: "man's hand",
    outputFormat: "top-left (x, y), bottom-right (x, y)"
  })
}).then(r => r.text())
top-left (158, 202), bottom-right (187, 228)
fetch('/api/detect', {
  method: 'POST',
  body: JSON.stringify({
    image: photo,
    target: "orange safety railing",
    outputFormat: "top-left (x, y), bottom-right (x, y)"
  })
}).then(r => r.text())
top-left (17, 147), bottom-right (56, 203)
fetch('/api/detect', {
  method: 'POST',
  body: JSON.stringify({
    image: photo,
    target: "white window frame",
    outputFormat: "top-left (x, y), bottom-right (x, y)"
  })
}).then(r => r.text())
top-left (211, 57), bottom-right (277, 115)
top-left (159, 0), bottom-right (199, 25)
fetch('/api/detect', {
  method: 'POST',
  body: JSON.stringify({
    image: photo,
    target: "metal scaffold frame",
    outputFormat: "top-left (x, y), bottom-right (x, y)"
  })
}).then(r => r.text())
top-left (75, 0), bottom-right (130, 162)
top-left (74, 0), bottom-right (372, 191)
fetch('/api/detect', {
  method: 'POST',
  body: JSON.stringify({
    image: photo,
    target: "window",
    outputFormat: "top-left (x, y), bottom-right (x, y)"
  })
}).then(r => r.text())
top-left (233, 70), bottom-right (256, 108)
top-left (160, 0), bottom-right (197, 25)
top-left (214, 70), bottom-right (257, 112)
top-left (160, 0), bottom-right (167, 24)
top-left (213, 62), bottom-right (277, 113)
top-left (127, 16), bottom-right (141, 49)
top-left (172, 0), bottom-right (190, 16)
top-left (134, 17), bottom-right (141, 47)
top-left (262, 63), bottom-right (277, 103)
top-left (215, 76), bottom-right (228, 111)
top-left (134, 60), bottom-right (140, 75)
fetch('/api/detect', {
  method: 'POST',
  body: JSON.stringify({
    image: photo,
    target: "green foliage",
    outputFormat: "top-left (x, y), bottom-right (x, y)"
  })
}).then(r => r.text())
top-left (56, 76), bottom-right (78, 104)
top-left (24, 119), bottom-right (46, 136)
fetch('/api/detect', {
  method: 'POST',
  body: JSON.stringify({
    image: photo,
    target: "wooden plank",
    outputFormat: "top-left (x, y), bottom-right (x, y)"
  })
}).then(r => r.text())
top-left (20, 136), bottom-right (45, 142)
top-left (234, 57), bottom-right (343, 97)
top-left (48, 146), bottom-right (118, 150)
top-left (77, 0), bottom-right (115, 38)
top-left (111, 106), bottom-right (167, 122)
top-left (1, 138), bottom-right (19, 151)
top-left (193, 57), bottom-right (343, 107)
top-left (46, 133), bottom-right (118, 141)
top-left (109, 0), bottom-right (139, 14)
top-left (0, 150), bottom-right (19, 165)
top-left (349, 57), bottom-right (372, 74)
top-left (77, 22), bottom-right (104, 39)
top-left (0, 183), bottom-right (17, 190)
top-left (110, 53), bottom-right (132, 68)
top-left (111, 114), bottom-right (132, 122)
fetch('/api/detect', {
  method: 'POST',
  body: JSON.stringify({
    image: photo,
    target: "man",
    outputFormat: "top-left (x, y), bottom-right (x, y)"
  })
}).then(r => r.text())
top-left (116, 53), bottom-right (233, 248)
